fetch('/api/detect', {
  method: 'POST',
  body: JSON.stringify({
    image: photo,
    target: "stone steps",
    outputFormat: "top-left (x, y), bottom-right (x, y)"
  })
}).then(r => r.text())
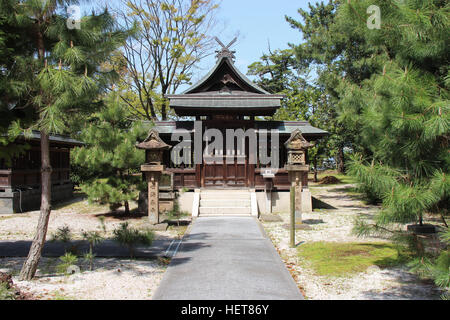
top-left (198, 190), bottom-right (253, 216)
top-left (199, 193), bottom-right (251, 200)
top-left (200, 199), bottom-right (251, 208)
top-left (199, 207), bottom-right (252, 215)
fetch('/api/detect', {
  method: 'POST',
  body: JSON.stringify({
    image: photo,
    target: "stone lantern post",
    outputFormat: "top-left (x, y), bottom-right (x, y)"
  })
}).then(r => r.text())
top-left (285, 129), bottom-right (313, 227)
top-left (136, 129), bottom-right (171, 225)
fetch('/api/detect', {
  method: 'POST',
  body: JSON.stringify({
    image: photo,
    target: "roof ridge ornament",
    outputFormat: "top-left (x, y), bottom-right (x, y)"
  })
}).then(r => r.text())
top-left (215, 37), bottom-right (237, 62)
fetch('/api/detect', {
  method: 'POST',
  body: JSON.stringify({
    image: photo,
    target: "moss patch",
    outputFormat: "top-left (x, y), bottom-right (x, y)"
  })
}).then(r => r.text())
top-left (297, 242), bottom-right (403, 277)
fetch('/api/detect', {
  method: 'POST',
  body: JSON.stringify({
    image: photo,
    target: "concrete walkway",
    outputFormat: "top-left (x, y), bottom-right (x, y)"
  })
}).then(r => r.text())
top-left (152, 216), bottom-right (303, 300)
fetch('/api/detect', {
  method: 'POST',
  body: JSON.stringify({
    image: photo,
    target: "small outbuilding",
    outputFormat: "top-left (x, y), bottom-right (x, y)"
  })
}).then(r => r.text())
top-left (0, 131), bottom-right (83, 213)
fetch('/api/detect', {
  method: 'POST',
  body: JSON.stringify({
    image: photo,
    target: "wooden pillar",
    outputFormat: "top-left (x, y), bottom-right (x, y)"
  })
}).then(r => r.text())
top-left (294, 172), bottom-right (303, 224)
top-left (288, 169), bottom-right (306, 225)
top-left (290, 185), bottom-right (295, 248)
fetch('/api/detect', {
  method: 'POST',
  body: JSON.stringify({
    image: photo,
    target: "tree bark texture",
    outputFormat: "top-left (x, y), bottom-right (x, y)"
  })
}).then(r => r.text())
top-left (19, 132), bottom-right (52, 280)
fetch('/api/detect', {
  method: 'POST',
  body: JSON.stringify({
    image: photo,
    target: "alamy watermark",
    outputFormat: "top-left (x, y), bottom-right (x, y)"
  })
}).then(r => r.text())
top-left (67, 5), bottom-right (81, 30)
top-left (367, 1), bottom-right (406, 30)
top-left (367, 5), bottom-right (381, 30)
top-left (170, 121), bottom-right (280, 172)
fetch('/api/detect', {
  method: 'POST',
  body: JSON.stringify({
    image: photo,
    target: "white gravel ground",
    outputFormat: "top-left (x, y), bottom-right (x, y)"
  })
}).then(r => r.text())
top-left (262, 184), bottom-right (444, 300)
top-left (1, 257), bottom-right (167, 300)
top-left (0, 198), bottom-right (186, 241)
top-left (0, 198), bottom-right (186, 300)
top-left (0, 188), bottom-right (444, 300)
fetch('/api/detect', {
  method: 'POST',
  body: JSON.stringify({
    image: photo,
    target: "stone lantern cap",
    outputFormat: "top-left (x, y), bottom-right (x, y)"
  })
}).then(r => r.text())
top-left (285, 129), bottom-right (313, 170)
top-left (136, 129), bottom-right (171, 150)
top-left (284, 129), bottom-right (314, 150)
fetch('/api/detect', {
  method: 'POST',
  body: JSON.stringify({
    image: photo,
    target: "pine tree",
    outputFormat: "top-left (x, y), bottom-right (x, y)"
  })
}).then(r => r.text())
top-left (72, 91), bottom-right (147, 214)
top-left (332, 1), bottom-right (449, 234)
top-left (286, 0), bottom-right (384, 173)
top-left (285, 0), bottom-right (449, 293)
top-left (0, 0), bottom-right (35, 162)
top-left (247, 48), bottom-right (335, 179)
top-left (2, 0), bottom-right (130, 280)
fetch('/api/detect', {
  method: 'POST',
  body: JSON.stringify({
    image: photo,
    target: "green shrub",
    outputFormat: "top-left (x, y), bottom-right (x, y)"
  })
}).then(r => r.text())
top-left (51, 225), bottom-right (72, 243)
top-left (82, 231), bottom-right (103, 271)
top-left (56, 252), bottom-right (79, 275)
top-left (50, 225), bottom-right (80, 255)
top-left (112, 222), bottom-right (154, 259)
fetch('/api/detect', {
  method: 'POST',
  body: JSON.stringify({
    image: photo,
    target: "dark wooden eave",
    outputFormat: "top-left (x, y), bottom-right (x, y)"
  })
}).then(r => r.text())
top-left (9, 131), bottom-right (84, 148)
top-left (153, 120), bottom-right (329, 140)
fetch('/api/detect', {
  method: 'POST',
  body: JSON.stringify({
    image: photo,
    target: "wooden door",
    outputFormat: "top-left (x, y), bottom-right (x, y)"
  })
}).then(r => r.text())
top-left (201, 120), bottom-right (255, 188)
top-left (202, 156), bottom-right (247, 188)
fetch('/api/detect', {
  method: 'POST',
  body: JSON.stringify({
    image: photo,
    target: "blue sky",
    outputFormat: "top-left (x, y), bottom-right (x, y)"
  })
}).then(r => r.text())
top-left (85, 0), bottom-right (317, 88)
top-left (194, 0), bottom-right (313, 79)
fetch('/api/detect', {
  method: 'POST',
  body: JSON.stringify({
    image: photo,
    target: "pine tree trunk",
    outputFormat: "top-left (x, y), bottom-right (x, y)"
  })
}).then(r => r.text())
top-left (337, 146), bottom-right (345, 174)
top-left (124, 200), bottom-right (130, 215)
top-left (19, 132), bottom-right (52, 280)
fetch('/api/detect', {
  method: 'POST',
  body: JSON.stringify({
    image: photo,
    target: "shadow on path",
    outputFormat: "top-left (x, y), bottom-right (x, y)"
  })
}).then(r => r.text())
top-left (0, 239), bottom-right (172, 259)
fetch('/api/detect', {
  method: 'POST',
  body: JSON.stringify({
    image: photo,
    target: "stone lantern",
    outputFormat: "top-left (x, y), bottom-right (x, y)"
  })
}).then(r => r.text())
top-left (285, 129), bottom-right (313, 226)
top-left (136, 129), bottom-right (171, 224)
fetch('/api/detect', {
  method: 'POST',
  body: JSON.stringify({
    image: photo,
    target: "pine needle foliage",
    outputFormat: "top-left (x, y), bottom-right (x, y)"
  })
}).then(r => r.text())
top-left (72, 91), bottom-right (147, 214)
top-left (334, 0), bottom-right (449, 227)
top-left (82, 231), bottom-right (103, 271)
top-left (4, 0), bottom-right (131, 136)
top-left (112, 222), bottom-right (154, 259)
top-left (333, 2), bottom-right (450, 295)
top-left (408, 228), bottom-right (450, 298)
top-left (55, 252), bottom-right (78, 275)
top-left (1, 0), bottom-right (132, 280)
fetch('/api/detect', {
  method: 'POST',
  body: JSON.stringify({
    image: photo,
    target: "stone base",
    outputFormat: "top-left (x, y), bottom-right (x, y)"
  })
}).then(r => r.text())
top-left (282, 223), bottom-right (312, 231)
top-left (256, 190), bottom-right (313, 214)
top-left (260, 214), bottom-right (283, 222)
top-left (0, 184), bottom-right (74, 214)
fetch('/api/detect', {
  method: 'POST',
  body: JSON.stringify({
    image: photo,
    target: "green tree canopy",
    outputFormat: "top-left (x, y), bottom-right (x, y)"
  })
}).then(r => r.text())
top-left (335, 0), bottom-right (449, 227)
top-left (72, 91), bottom-right (147, 214)
top-left (1, 0), bottom-right (130, 280)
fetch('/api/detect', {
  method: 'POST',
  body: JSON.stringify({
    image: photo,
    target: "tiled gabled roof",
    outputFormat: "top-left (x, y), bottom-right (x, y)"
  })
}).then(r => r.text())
top-left (167, 55), bottom-right (283, 116)
top-left (181, 55), bottom-right (270, 95)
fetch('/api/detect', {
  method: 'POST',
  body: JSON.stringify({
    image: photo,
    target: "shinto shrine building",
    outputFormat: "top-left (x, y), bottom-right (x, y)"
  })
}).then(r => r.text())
top-left (149, 42), bottom-right (328, 216)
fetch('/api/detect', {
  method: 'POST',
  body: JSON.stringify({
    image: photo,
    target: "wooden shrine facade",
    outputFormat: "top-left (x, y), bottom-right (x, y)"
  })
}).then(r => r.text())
top-left (156, 120), bottom-right (327, 190)
top-left (155, 41), bottom-right (328, 191)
